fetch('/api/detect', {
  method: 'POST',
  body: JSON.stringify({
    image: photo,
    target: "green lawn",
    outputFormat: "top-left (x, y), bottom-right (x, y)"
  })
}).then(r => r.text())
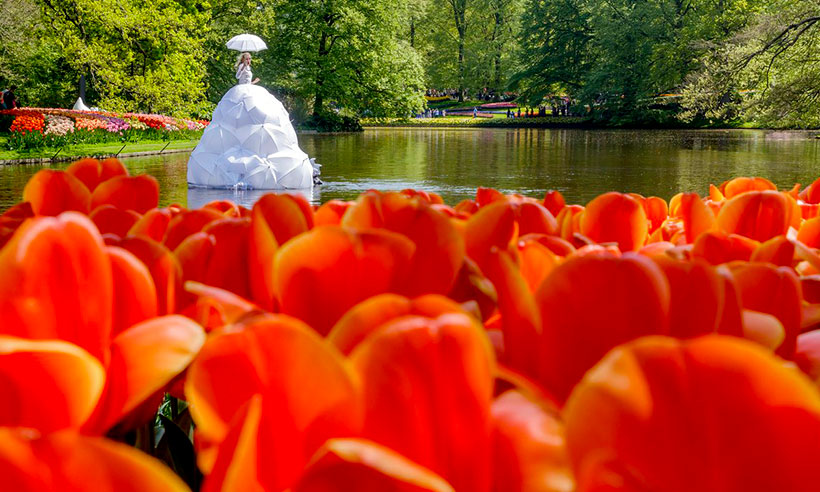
top-left (0, 137), bottom-right (200, 161)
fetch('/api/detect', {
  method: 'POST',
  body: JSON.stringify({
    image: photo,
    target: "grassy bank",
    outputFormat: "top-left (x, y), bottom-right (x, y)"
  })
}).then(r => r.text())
top-left (362, 116), bottom-right (590, 129)
top-left (0, 136), bottom-right (200, 162)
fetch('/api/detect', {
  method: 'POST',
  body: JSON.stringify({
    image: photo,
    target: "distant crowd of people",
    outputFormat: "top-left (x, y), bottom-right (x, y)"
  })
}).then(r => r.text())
top-left (426, 88), bottom-right (517, 102)
top-left (1, 85), bottom-right (19, 109)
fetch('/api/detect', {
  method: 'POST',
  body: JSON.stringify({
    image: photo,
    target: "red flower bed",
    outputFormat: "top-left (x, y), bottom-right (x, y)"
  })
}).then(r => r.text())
top-left (4, 162), bottom-right (820, 490)
top-left (8, 113), bottom-right (44, 134)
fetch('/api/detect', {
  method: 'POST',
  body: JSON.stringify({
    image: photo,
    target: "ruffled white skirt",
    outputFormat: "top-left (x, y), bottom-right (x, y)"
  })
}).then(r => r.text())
top-left (187, 84), bottom-right (319, 189)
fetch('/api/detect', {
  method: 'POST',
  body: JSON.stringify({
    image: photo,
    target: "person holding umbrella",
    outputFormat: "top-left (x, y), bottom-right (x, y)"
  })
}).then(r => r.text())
top-left (235, 52), bottom-right (260, 85)
top-left (187, 34), bottom-right (320, 190)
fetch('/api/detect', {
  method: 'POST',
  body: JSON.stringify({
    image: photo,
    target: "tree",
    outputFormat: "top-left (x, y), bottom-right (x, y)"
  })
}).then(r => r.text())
top-left (513, 0), bottom-right (765, 124)
top-left (36, 0), bottom-right (211, 116)
top-left (681, 1), bottom-right (820, 127)
top-left (269, 0), bottom-right (426, 117)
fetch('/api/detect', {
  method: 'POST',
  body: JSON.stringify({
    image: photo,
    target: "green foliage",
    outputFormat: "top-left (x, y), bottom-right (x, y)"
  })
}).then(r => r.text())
top-left (682, 1), bottom-right (820, 128)
top-left (301, 111), bottom-right (364, 132)
top-left (35, 0), bottom-right (211, 117)
top-left (265, 0), bottom-right (426, 117)
top-left (513, 0), bottom-right (765, 125)
top-left (417, 0), bottom-right (521, 97)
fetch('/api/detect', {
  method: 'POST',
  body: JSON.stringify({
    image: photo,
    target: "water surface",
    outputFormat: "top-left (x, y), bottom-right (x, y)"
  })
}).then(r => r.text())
top-left (2, 128), bottom-right (819, 209)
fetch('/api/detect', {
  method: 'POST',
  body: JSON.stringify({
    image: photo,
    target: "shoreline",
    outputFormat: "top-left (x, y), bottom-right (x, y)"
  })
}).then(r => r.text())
top-left (0, 139), bottom-right (200, 166)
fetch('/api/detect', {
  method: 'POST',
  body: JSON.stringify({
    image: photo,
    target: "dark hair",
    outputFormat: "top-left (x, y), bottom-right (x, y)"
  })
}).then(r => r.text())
top-left (9, 85), bottom-right (16, 90)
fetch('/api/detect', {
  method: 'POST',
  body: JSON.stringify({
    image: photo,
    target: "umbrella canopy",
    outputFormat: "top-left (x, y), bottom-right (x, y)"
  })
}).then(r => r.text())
top-left (226, 34), bottom-right (267, 52)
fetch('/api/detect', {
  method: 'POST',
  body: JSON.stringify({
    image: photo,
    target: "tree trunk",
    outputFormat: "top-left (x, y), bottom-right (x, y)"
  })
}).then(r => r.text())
top-left (314, 22), bottom-right (329, 115)
top-left (458, 35), bottom-right (465, 102)
top-left (493, 9), bottom-right (503, 94)
top-left (410, 18), bottom-right (415, 48)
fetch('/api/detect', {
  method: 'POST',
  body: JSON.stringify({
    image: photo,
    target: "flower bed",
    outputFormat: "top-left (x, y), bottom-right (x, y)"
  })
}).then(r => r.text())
top-left (0, 108), bottom-right (208, 150)
top-left (480, 101), bottom-right (518, 109)
top-left (4, 162), bottom-right (820, 490)
top-left (444, 110), bottom-right (495, 118)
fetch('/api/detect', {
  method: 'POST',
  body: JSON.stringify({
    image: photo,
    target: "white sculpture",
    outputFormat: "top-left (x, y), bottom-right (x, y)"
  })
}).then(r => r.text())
top-left (187, 46), bottom-right (319, 190)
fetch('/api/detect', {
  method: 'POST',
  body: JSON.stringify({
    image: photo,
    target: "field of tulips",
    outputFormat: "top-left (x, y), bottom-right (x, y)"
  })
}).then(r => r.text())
top-left (0, 108), bottom-right (208, 150)
top-left (5, 160), bottom-right (820, 491)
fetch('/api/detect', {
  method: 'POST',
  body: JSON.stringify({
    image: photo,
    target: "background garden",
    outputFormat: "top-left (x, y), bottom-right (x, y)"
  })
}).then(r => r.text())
top-left (2, 0), bottom-right (820, 128)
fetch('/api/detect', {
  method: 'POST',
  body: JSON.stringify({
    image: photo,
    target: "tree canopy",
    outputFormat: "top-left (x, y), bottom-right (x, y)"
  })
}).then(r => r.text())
top-left (1, 0), bottom-right (820, 126)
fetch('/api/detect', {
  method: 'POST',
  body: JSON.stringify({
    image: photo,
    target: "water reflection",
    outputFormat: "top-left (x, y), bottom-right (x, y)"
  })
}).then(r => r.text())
top-left (1, 128), bottom-right (819, 209)
top-left (187, 186), bottom-right (314, 209)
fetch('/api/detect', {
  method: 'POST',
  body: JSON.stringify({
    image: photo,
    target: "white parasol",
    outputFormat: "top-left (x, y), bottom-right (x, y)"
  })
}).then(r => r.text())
top-left (226, 34), bottom-right (267, 52)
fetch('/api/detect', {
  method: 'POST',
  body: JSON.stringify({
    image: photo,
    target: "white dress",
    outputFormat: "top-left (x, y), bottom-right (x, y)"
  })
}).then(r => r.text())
top-left (187, 64), bottom-right (319, 190)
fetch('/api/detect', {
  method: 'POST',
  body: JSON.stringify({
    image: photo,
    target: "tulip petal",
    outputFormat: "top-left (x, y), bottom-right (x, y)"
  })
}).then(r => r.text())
top-left (90, 175), bottom-right (159, 214)
top-left (295, 438), bottom-right (455, 492)
top-left (580, 192), bottom-right (647, 251)
top-left (0, 213), bottom-right (112, 362)
top-left (0, 336), bottom-right (105, 431)
top-left (328, 294), bottom-right (464, 355)
top-left (85, 315), bottom-right (205, 433)
top-left (107, 246), bottom-right (158, 336)
top-left (163, 208), bottom-right (225, 250)
top-left (492, 390), bottom-right (574, 492)
top-left (274, 226), bottom-right (415, 334)
top-left (343, 192), bottom-right (466, 296)
top-left (350, 313), bottom-right (495, 491)
top-left (0, 428), bottom-right (190, 491)
top-left (22, 169), bottom-right (91, 216)
top-left (119, 236), bottom-right (183, 315)
top-left (128, 208), bottom-right (172, 242)
top-left (653, 256), bottom-right (741, 338)
top-left (717, 190), bottom-right (791, 242)
top-left (185, 314), bottom-right (362, 482)
top-left (535, 253), bottom-right (670, 403)
top-left (730, 263), bottom-right (801, 358)
top-left (564, 335), bottom-right (820, 492)
top-left (90, 205), bottom-right (141, 238)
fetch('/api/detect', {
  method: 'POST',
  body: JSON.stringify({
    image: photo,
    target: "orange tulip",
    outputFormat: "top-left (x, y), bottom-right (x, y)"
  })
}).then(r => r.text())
top-left (653, 256), bottom-right (742, 338)
top-left (163, 208), bottom-right (225, 250)
top-left (543, 190), bottom-right (566, 216)
top-left (90, 205), bottom-right (141, 238)
top-left (0, 428), bottom-right (190, 491)
top-left (90, 175), bottom-right (159, 214)
top-left (492, 390), bottom-right (574, 492)
top-left (343, 192), bottom-right (465, 296)
top-left (692, 230), bottom-right (758, 264)
top-left (534, 253), bottom-right (670, 403)
top-left (750, 235), bottom-right (795, 266)
top-left (722, 176), bottom-right (777, 198)
top-left (564, 335), bottom-right (820, 492)
top-left (0, 213), bottom-right (204, 433)
top-left (185, 314), bottom-right (362, 488)
top-left (717, 190), bottom-right (793, 242)
top-left (350, 312), bottom-right (494, 491)
top-left (580, 192), bottom-right (647, 251)
top-left (65, 157), bottom-right (128, 192)
top-left (128, 208), bottom-right (173, 242)
top-left (23, 169), bottom-right (90, 215)
top-left (0, 201), bottom-right (34, 248)
top-left (729, 262), bottom-right (802, 358)
top-left (678, 193), bottom-right (715, 243)
top-left (274, 226), bottom-right (414, 334)
top-left (327, 293), bottom-right (465, 355)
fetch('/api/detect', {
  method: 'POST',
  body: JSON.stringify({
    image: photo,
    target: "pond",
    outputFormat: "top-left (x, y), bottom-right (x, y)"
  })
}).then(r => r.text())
top-left (2, 127), bottom-right (820, 210)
